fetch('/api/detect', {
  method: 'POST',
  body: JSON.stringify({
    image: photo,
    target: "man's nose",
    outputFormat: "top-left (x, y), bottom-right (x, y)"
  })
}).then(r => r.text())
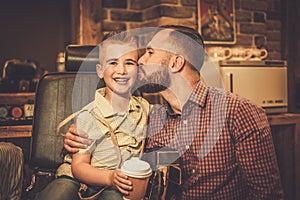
top-left (138, 54), bottom-right (145, 66)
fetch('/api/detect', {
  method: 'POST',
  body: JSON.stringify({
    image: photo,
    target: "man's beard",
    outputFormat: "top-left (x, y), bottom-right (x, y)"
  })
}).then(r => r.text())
top-left (135, 62), bottom-right (171, 93)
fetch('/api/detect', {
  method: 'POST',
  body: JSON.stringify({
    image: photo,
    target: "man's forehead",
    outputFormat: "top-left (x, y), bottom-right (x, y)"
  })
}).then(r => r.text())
top-left (147, 29), bottom-right (180, 54)
top-left (148, 29), bottom-right (171, 47)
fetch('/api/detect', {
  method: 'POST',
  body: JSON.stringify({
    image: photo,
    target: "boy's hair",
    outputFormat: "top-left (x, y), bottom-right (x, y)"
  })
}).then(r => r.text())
top-left (98, 31), bottom-right (137, 65)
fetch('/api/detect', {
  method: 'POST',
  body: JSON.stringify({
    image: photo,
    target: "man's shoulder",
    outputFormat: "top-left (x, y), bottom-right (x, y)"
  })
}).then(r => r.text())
top-left (208, 87), bottom-right (261, 106)
top-left (206, 86), bottom-right (266, 117)
top-left (226, 90), bottom-right (265, 112)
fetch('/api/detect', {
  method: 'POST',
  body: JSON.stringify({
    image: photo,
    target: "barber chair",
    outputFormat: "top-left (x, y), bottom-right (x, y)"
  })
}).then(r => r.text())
top-left (24, 44), bottom-right (181, 200)
top-left (24, 45), bottom-right (103, 199)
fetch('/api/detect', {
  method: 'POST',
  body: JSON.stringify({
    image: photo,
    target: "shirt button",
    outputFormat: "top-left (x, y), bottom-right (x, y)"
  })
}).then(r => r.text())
top-left (185, 145), bottom-right (189, 150)
top-left (192, 169), bottom-right (195, 173)
top-left (183, 120), bottom-right (187, 125)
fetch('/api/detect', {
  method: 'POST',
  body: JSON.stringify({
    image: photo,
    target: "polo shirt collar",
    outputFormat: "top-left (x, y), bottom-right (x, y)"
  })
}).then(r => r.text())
top-left (94, 88), bottom-right (141, 118)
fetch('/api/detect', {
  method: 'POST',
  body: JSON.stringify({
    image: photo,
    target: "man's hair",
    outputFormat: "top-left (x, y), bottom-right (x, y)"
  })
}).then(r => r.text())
top-left (98, 31), bottom-right (137, 64)
top-left (159, 25), bottom-right (205, 72)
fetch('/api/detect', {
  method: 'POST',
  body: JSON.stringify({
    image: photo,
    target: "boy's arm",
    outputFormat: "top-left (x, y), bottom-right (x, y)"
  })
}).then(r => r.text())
top-left (71, 153), bottom-right (133, 195)
top-left (71, 153), bottom-right (112, 186)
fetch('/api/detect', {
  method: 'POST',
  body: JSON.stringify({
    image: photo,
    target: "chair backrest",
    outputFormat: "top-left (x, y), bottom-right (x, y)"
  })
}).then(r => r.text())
top-left (30, 72), bottom-right (101, 169)
top-left (29, 44), bottom-right (103, 170)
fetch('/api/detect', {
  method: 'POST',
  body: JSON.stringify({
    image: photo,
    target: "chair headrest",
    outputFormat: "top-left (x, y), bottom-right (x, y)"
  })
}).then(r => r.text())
top-left (64, 45), bottom-right (98, 72)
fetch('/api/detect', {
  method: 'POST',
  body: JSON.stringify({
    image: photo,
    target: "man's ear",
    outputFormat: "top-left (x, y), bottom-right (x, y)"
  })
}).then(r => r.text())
top-left (96, 64), bottom-right (104, 78)
top-left (169, 55), bottom-right (185, 73)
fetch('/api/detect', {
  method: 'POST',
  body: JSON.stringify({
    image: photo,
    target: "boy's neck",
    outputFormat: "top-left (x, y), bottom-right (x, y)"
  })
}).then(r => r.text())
top-left (104, 91), bottom-right (131, 112)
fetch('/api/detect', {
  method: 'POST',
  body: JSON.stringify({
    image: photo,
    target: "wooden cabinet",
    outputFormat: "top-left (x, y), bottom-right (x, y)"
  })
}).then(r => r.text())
top-left (0, 125), bottom-right (32, 138)
top-left (268, 113), bottom-right (300, 200)
top-left (0, 93), bottom-right (34, 122)
top-left (0, 92), bottom-right (35, 105)
top-left (0, 92), bottom-right (35, 162)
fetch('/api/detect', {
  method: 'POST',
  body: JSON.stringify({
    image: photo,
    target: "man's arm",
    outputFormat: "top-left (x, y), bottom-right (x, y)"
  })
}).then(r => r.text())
top-left (233, 101), bottom-right (284, 199)
top-left (63, 124), bottom-right (91, 153)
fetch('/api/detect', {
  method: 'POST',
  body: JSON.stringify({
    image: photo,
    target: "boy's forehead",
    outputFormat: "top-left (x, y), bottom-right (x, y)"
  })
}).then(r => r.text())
top-left (100, 43), bottom-right (137, 60)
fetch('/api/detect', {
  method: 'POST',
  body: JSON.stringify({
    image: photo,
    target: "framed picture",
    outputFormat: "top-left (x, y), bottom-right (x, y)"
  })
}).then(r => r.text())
top-left (198, 0), bottom-right (236, 44)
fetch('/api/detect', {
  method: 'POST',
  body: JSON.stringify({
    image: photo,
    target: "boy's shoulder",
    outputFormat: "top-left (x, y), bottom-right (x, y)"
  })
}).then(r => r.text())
top-left (132, 95), bottom-right (148, 103)
top-left (78, 101), bottom-right (94, 113)
top-left (131, 96), bottom-right (152, 113)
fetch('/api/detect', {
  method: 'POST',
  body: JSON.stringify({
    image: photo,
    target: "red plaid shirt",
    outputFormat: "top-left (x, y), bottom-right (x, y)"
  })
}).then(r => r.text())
top-left (145, 81), bottom-right (283, 199)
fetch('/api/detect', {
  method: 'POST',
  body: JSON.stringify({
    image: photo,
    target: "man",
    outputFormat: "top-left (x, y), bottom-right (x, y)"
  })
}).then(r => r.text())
top-left (64, 25), bottom-right (283, 199)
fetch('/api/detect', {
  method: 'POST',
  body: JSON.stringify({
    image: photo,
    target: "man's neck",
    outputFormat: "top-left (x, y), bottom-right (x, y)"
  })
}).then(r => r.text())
top-left (160, 73), bottom-right (200, 114)
top-left (160, 89), bottom-right (182, 114)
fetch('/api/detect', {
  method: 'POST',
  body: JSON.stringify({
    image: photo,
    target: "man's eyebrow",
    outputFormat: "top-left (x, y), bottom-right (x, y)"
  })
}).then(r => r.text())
top-left (146, 46), bottom-right (153, 51)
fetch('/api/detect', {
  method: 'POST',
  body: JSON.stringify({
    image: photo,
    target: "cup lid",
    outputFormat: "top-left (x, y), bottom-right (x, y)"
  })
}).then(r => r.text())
top-left (121, 157), bottom-right (152, 178)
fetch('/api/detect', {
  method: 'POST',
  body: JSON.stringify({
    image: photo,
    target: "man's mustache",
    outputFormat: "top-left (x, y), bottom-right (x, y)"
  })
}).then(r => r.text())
top-left (137, 65), bottom-right (148, 82)
top-left (134, 65), bottom-right (169, 93)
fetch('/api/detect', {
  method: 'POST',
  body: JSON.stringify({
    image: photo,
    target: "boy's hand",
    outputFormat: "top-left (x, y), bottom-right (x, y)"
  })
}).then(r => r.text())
top-left (111, 169), bottom-right (133, 195)
top-left (63, 124), bottom-right (91, 153)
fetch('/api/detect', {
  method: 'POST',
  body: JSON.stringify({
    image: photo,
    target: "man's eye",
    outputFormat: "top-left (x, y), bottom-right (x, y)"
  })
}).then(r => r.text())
top-left (147, 50), bottom-right (153, 55)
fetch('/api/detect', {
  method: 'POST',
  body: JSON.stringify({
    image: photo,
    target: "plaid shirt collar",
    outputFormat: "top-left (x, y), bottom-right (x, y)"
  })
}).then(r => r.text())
top-left (189, 81), bottom-right (209, 107)
top-left (165, 81), bottom-right (209, 114)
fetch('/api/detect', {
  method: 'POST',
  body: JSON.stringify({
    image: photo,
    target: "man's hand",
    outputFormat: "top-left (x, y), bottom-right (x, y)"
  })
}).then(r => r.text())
top-left (111, 169), bottom-right (132, 195)
top-left (63, 124), bottom-right (91, 153)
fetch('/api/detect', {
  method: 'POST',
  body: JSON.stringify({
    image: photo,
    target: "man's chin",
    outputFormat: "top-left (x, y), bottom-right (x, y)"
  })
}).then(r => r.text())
top-left (137, 84), bottom-right (167, 93)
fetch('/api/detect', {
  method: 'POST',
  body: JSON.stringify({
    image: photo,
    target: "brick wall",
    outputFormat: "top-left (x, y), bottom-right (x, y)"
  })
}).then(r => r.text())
top-left (235, 0), bottom-right (282, 59)
top-left (102, 0), bottom-right (282, 59)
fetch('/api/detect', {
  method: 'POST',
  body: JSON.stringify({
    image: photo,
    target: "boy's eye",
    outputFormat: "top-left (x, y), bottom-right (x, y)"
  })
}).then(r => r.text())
top-left (126, 61), bottom-right (137, 66)
top-left (108, 61), bottom-right (118, 66)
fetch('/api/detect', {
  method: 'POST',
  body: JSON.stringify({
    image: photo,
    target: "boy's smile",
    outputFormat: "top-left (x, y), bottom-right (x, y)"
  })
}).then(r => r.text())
top-left (97, 43), bottom-right (138, 100)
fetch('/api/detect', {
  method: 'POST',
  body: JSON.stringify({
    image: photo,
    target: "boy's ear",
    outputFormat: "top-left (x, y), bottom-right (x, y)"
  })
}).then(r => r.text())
top-left (96, 64), bottom-right (104, 78)
top-left (169, 55), bottom-right (185, 73)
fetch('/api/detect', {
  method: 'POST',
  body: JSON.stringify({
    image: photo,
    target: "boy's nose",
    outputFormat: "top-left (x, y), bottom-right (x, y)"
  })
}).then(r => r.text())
top-left (116, 64), bottom-right (126, 74)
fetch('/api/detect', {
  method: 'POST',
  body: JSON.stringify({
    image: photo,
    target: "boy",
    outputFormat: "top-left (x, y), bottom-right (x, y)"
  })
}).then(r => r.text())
top-left (36, 31), bottom-right (151, 200)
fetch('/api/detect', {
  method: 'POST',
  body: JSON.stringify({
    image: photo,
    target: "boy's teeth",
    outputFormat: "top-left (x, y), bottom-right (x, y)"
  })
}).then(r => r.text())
top-left (115, 78), bottom-right (128, 82)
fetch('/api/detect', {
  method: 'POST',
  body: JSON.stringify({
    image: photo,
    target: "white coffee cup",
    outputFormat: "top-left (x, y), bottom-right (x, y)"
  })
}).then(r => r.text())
top-left (121, 157), bottom-right (152, 200)
top-left (206, 47), bottom-right (232, 61)
top-left (230, 47), bottom-right (252, 60)
top-left (248, 48), bottom-right (268, 60)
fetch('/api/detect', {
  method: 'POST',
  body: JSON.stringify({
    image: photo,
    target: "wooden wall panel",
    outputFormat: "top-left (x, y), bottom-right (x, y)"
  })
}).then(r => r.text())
top-left (71, 0), bottom-right (103, 45)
